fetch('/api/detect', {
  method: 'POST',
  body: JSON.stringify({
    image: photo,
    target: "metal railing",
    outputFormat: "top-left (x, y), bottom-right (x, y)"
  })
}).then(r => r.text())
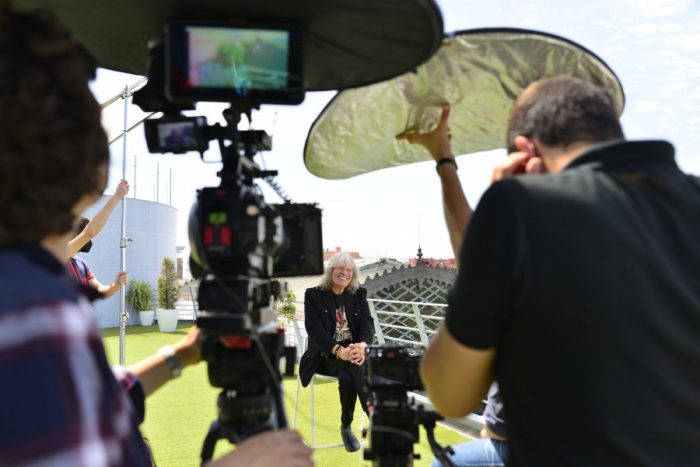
top-left (367, 298), bottom-right (446, 347)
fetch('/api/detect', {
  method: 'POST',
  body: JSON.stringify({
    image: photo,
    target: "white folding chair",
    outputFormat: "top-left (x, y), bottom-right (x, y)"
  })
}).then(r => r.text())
top-left (293, 337), bottom-right (365, 450)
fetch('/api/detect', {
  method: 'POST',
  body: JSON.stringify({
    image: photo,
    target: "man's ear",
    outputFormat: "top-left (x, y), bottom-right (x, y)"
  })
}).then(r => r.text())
top-left (514, 135), bottom-right (545, 174)
top-left (513, 135), bottom-right (537, 157)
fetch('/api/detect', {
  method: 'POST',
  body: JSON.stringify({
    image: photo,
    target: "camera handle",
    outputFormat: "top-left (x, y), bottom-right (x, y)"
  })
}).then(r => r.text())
top-left (212, 105), bottom-right (274, 189)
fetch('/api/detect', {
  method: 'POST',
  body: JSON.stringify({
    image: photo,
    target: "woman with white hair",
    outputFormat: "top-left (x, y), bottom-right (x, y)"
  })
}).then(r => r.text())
top-left (299, 252), bottom-right (375, 452)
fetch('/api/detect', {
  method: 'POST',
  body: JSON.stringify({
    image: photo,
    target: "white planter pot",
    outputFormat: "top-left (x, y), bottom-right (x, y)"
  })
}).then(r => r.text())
top-left (156, 309), bottom-right (179, 333)
top-left (139, 310), bottom-right (155, 326)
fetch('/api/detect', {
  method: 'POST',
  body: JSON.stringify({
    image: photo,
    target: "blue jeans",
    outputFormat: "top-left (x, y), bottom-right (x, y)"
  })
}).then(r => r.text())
top-left (431, 438), bottom-right (507, 467)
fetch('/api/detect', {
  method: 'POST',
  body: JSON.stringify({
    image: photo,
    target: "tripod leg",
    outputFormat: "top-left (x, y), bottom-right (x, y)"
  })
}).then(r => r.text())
top-left (200, 420), bottom-right (223, 466)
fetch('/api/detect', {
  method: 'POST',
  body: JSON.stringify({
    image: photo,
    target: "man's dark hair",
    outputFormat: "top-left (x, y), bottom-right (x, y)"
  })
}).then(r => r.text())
top-left (0, 6), bottom-right (108, 247)
top-left (506, 75), bottom-right (624, 152)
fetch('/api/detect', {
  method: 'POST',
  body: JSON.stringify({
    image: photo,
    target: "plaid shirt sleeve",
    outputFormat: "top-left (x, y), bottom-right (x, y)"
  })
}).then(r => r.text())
top-left (0, 297), bottom-right (151, 467)
top-left (112, 366), bottom-right (146, 425)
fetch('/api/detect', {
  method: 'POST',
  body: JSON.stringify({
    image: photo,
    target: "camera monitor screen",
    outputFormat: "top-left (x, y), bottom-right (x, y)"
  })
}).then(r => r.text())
top-left (167, 22), bottom-right (304, 105)
top-left (144, 116), bottom-right (207, 154)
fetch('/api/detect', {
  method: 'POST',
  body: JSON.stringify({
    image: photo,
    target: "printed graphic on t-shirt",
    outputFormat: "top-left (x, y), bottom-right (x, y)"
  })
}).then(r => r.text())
top-left (334, 305), bottom-right (352, 342)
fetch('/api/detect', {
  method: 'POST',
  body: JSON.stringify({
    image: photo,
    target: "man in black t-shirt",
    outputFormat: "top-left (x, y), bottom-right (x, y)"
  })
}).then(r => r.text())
top-left (420, 75), bottom-right (700, 466)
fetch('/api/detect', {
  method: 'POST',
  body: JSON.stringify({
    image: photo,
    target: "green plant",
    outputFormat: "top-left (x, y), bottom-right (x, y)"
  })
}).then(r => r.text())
top-left (274, 288), bottom-right (297, 323)
top-left (126, 279), bottom-right (154, 312)
top-left (157, 257), bottom-right (179, 309)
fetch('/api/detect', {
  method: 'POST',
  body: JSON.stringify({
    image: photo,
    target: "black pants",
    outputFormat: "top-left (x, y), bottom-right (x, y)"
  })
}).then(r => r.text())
top-left (317, 357), bottom-right (368, 427)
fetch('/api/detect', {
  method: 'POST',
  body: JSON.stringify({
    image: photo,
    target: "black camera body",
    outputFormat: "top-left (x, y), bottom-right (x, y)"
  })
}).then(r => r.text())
top-left (364, 345), bottom-right (454, 467)
top-left (364, 346), bottom-right (423, 466)
top-left (190, 178), bottom-right (323, 334)
top-left (189, 175), bottom-right (321, 452)
top-left (366, 345), bottom-right (423, 392)
top-left (133, 18), bottom-right (322, 463)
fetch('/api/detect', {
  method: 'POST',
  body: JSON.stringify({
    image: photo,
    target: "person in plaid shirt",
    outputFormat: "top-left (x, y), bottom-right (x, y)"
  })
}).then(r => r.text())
top-left (0, 5), bottom-right (311, 467)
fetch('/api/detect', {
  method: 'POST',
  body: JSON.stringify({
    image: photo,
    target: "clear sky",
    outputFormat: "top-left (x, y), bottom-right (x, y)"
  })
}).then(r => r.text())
top-left (91, 0), bottom-right (700, 261)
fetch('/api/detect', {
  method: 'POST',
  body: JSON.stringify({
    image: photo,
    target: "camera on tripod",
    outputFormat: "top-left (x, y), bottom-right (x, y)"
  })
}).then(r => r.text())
top-left (366, 345), bottom-right (423, 392)
top-left (364, 345), bottom-right (455, 467)
top-left (133, 18), bottom-right (323, 464)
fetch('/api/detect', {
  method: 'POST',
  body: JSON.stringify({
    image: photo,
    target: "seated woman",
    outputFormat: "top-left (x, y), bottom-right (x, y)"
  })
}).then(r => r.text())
top-left (299, 252), bottom-right (375, 452)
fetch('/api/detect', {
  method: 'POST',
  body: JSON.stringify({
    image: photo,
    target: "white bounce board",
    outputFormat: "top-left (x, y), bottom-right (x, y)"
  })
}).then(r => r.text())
top-left (305, 29), bottom-right (625, 180)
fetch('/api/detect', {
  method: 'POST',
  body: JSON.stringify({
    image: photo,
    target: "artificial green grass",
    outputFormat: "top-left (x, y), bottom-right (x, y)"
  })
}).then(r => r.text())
top-left (102, 324), bottom-right (469, 466)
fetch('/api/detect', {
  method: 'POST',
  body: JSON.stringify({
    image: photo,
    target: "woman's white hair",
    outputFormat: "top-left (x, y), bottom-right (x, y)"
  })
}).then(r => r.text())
top-left (319, 252), bottom-right (360, 294)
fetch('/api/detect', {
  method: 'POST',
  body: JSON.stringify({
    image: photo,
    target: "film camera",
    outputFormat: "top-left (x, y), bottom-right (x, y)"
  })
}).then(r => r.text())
top-left (133, 20), bottom-right (322, 464)
top-left (364, 345), bottom-right (455, 467)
